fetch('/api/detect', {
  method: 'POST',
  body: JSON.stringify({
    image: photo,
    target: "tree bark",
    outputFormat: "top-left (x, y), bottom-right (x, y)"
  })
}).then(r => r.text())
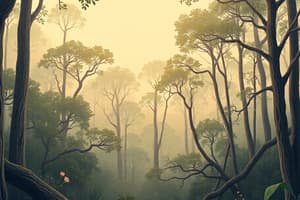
top-left (0, 17), bottom-right (9, 200)
top-left (286, 0), bottom-right (300, 197)
top-left (183, 105), bottom-right (189, 155)
top-left (9, 0), bottom-right (32, 166)
top-left (115, 95), bottom-right (123, 180)
top-left (237, 43), bottom-right (255, 157)
top-left (153, 89), bottom-right (159, 169)
top-left (124, 125), bottom-right (128, 181)
top-left (3, 21), bottom-right (8, 70)
top-left (5, 160), bottom-right (67, 200)
top-left (252, 61), bottom-right (257, 150)
top-left (1, 1), bottom-right (17, 198)
top-left (266, 1), bottom-right (298, 199)
top-left (253, 25), bottom-right (272, 142)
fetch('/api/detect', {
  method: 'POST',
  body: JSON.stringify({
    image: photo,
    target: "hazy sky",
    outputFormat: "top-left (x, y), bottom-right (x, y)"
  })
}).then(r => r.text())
top-left (45, 0), bottom-right (211, 73)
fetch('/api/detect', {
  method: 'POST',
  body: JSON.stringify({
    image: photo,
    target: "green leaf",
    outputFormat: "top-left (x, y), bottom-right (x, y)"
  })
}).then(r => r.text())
top-left (264, 182), bottom-right (294, 200)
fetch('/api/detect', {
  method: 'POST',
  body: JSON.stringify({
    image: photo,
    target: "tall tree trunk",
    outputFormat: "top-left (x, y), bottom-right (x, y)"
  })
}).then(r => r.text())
top-left (153, 89), bottom-right (159, 169)
top-left (266, 1), bottom-right (297, 199)
top-left (9, 0), bottom-right (32, 166)
top-left (216, 50), bottom-right (239, 175)
top-left (0, 17), bottom-right (9, 200)
top-left (252, 61), bottom-right (257, 150)
top-left (3, 21), bottom-right (8, 70)
top-left (116, 96), bottom-right (123, 180)
top-left (183, 105), bottom-right (189, 155)
top-left (253, 25), bottom-right (272, 141)
top-left (286, 0), bottom-right (300, 197)
top-left (124, 125), bottom-right (128, 181)
top-left (237, 44), bottom-right (255, 157)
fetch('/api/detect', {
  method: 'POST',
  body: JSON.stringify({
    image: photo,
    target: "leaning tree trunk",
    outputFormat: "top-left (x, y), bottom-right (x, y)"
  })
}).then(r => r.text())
top-left (5, 160), bottom-right (67, 199)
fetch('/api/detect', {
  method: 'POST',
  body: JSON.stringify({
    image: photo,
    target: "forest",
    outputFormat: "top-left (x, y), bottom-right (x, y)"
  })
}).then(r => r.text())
top-left (0, 0), bottom-right (300, 199)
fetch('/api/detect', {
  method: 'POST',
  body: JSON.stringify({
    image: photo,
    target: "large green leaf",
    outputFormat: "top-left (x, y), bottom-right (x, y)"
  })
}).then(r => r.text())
top-left (264, 182), bottom-right (294, 200)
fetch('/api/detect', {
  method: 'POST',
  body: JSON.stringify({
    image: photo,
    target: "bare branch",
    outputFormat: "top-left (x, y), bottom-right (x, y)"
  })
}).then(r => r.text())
top-left (203, 137), bottom-right (277, 200)
top-left (31, 0), bottom-right (43, 23)
top-left (232, 86), bottom-right (273, 116)
top-left (279, 9), bottom-right (300, 51)
top-left (216, 0), bottom-right (267, 26)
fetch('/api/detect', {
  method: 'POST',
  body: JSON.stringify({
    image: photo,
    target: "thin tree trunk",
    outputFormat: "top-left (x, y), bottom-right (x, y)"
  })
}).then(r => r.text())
top-left (183, 105), bottom-right (189, 155)
top-left (0, 17), bottom-right (8, 200)
top-left (116, 96), bottom-right (123, 180)
top-left (216, 50), bottom-right (239, 175)
top-left (237, 44), bottom-right (255, 157)
top-left (3, 21), bottom-right (8, 70)
top-left (124, 125), bottom-right (128, 181)
top-left (153, 89), bottom-right (159, 169)
top-left (252, 60), bottom-right (257, 150)
top-left (253, 25), bottom-right (272, 141)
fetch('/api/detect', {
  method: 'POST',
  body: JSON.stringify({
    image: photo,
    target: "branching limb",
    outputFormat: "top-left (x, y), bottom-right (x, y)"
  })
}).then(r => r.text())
top-left (232, 86), bottom-right (273, 118)
top-left (203, 137), bottom-right (277, 200)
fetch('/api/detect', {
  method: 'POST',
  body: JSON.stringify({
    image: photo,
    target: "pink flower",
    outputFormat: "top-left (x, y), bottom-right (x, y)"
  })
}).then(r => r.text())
top-left (64, 176), bottom-right (70, 183)
top-left (59, 171), bottom-right (65, 177)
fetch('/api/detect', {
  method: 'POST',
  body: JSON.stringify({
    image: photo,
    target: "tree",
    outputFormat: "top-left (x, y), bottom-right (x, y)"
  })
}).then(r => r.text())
top-left (9, 0), bottom-right (43, 166)
top-left (96, 66), bottom-right (137, 180)
top-left (48, 4), bottom-right (85, 45)
top-left (48, 4), bottom-right (86, 101)
top-left (121, 101), bottom-right (143, 181)
top-left (175, 0), bottom-right (300, 199)
top-left (3, 3), bottom-right (19, 70)
top-left (140, 60), bottom-right (174, 170)
top-left (0, 0), bottom-right (99, 199)
top-left (39, 40), bottom-right (113, 98)
top-left (0, 1), bottom-right (17, 199)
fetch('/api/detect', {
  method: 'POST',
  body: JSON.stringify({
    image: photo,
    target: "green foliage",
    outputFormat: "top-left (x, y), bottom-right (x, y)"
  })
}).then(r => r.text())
top-left (78, 0), bottom-right (99, 10)
top-left (264, 182), bottom-right (295, 200)
top-left (3, 68), bottom-right (15, 92)
top-left (170, 153), bottom-right (202, 170)
top-left (236, 87), bottom-right (253, 100)
top-left (175, 9), bottom-right (240, 52)
top-left (180, 0), bottom-right (199, 6)
top-left (49, 3), bottom-right (85, 27)
top-left (58, 0), bottom-right (99, 10)
top-left (146, 168), bottom-right (163, 180)
top-left (158, 54), bottom-right (204, 93)
top-left (209, 0), bottom-right (266, 17)
top-left (196, 118), bottom-right (226, 152)
top-left (39, 40), bottom-right (113, 87)
top-left (96, 66), bottom-right (137, 92)
top-left (28, 91), bottom-right (92, 136)
top-left (139, 60), bottom-right (166, 84)
top-left (86, 128), bottom-right (121, 152)
top-left (197, 118), bottom-right (224, 137)
top-left (35, 6), bottom-right (48, 24)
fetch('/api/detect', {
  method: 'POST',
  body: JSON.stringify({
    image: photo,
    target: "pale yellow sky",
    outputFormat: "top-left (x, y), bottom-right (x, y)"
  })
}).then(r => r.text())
top-left (45, 0), bottom-right (211, 73)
